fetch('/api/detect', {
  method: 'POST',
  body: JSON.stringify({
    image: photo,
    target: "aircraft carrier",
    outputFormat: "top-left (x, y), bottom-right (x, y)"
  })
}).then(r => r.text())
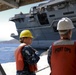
top-left (9, 0), bottom-right (76, 49)
top-left (0, 0), bottom-right (76, 75)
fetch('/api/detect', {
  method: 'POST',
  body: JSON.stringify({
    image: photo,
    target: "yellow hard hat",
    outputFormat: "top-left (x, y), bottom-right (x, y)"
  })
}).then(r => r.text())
top-left (20, 30), bottom-right (34, 38)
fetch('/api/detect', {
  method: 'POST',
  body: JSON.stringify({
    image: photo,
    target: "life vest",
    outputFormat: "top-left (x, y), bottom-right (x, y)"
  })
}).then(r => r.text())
top-left (15, 43), bottom-right (37, 72)
top-left (28, 64), bottom-right (37, 72)
top-left (15, 43), bottom-right (26, 71)
top-left (50, 41), bottom-right (76, 75)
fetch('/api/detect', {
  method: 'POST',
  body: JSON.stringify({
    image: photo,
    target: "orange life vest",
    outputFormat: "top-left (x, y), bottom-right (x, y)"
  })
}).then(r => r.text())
top-left (15, 43), bottom-right (26, 71)
top-left (15, 43), bottom-right (37, 72)
top-left (50, 42), bottom-right (76, 75)
top-left (28, 64), bottom-right (37, 72)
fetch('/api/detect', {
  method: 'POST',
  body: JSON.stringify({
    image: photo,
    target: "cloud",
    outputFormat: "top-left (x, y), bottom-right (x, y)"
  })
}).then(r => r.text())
top-left (0, 22), bottom-right (18, 41)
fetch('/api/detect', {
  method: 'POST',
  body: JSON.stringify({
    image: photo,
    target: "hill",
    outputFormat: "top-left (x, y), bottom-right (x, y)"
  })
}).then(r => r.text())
top-left (0, 39), bottom-right (20, 44)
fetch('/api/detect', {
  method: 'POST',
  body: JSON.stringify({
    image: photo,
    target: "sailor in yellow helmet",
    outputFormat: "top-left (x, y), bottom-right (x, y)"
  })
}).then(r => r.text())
top-left (20, 30), bottom-right (34, 38)
top-left (19, 30), bottom-right (34, 43)
top-left (15, 29), bottom-right (40, 75)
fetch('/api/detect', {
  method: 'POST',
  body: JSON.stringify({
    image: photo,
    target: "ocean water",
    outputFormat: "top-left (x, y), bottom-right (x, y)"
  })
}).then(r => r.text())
top-left (0, 44), bottom-right (45, 63)
top-left (0, 44), bottom-right (19, 63)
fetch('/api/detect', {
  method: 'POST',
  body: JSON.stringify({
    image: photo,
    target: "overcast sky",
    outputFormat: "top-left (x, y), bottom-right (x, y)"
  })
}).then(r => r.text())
top-left (0, 0), bottom-right (48, 41)
top-left (0, 3), bottom-right (40, 41)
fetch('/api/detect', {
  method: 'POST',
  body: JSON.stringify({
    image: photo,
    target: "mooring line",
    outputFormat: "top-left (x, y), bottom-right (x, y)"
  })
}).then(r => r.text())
top-left (36, 66), bottom-right (49, 72)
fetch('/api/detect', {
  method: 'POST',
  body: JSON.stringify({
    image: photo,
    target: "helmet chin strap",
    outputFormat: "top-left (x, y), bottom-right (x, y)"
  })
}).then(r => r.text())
top-left (60, 29), bottom-right (72, 40)
top-left (60, 33), bottom-right (72, 40)
top-left (61, 37), bottom-right (71, 40)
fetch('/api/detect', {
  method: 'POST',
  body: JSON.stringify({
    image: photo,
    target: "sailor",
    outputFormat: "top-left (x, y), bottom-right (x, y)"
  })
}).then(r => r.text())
top-left (47, 17), bottom-right (76, 75)
top-left (15, 30), bottom-right (40, 75)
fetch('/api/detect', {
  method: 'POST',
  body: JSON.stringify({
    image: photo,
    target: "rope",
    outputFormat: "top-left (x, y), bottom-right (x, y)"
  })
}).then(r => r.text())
top-left (36, 66), bottom-right (49, 72)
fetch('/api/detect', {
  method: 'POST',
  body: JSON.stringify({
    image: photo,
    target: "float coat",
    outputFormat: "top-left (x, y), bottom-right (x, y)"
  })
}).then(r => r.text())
top-left (48, 40), bottom-right (76, 75)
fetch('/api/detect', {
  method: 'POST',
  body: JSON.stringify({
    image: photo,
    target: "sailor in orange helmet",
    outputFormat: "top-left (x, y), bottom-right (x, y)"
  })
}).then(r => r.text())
top-left (15, 30), bottom-right (40, 75)
top-left (47, 17), bottom-right (76, 75)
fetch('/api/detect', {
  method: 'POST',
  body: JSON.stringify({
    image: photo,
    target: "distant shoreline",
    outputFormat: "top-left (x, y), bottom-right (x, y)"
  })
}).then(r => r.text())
top-left (0, 39), bottom-right (20, 44)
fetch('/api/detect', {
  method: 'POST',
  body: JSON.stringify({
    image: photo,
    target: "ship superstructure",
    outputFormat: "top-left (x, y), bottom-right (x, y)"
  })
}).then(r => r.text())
top-left (10, 0), bottom-right (76, 49)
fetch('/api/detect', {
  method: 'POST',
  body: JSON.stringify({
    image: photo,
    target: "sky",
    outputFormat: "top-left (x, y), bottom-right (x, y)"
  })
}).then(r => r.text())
top-left (0, 1), bottom-right (47, 41)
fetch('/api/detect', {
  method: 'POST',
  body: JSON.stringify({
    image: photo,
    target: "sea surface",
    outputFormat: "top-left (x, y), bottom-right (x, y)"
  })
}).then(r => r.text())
top-left (0, 44), bottom-right (45, 63)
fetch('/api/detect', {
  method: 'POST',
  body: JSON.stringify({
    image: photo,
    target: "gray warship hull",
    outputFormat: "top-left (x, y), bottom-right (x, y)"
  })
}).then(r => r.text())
top-left (10, 0), bottom-right (76, 49)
